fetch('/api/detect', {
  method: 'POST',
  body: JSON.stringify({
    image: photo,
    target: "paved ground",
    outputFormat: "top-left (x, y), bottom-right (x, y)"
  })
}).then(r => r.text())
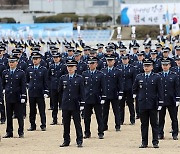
top-left (0, 99), bottom-right (180, 154)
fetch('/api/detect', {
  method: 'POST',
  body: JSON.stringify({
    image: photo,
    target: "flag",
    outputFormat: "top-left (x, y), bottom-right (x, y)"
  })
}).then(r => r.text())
top-left (171, 15), bottom-right (179, 36)
top-left (165, 6), bottom-right (170, 34)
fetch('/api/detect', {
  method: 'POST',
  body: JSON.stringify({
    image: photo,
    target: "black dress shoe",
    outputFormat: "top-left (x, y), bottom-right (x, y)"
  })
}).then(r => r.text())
top-left (153, 144), bottom-right (159, 148)
top-left (98, 134), bottom-right (104, 139)
top-left (158, 135), bottom-right (164, 140)
top-left (41, 127), bottom-right (46, 131)
top-left (60, 143), bottom-right (69, 147)
top-left (173, 136), bottom-right (178, 140)
top-left (3, 134), bottom-right (13, 138)
top-left (27, 127), bottom-right (36, 131)
top-left (1, 120), bottom-right (5, 124)
top-left (116, 128), bottom-right (121, 132)
top-left (50, 121), bottom-right (58, 125)
top-left (19, 134), bottom-right (24, 138)
top-left (139, 144), bottom-right (148, 148)
top-left (77, 143), bottom-right (83, 148)
top-left (84, 134), bottom-right (91, 139)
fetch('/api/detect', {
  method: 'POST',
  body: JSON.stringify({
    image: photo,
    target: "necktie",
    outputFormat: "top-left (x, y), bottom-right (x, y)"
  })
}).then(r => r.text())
top-left (164, 73), bottom-right (167, 77)
top-left (69, 76), bottom-right (73, 80)
top-left (145, 75), bottom-right (148, 82)
top-left (10, 70), bottom-right (13, 75)
top-left (91, 72), bottom-right (93, 78)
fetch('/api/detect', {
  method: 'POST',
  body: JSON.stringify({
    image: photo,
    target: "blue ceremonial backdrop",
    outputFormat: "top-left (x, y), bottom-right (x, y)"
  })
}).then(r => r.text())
top-left (0, 23), bottom-right (73, 38)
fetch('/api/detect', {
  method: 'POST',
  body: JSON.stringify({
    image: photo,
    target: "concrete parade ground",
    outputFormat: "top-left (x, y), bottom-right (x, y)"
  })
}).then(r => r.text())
top-left (0, 98), bottom-right (180, 154)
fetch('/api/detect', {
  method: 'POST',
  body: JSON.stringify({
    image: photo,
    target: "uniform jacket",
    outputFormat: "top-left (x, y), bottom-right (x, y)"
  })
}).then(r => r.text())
top-left (82, 70), bottom-right (105, 104)
top-left (133, 72), bottom-right (163, 110)
top-left (59, 74), bottom-right (84, 110)
top-left (2, 69), bottom-right (26, 103)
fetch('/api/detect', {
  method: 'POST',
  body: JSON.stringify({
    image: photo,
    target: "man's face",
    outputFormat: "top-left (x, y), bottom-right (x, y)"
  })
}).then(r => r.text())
top-left (122, 58), bottom-right (129, 64)
top-left (163, 52), bottom-right (169, 58)
top-left (176, 60), bottom-right (180, 66)
top-left (144, 47), bottom-right (150, 53)
top-left (0, 51), bottom-right (3, 57)
top-left (67, 65), bottom-right (76, 74)
top-left (88, 62), bottom-right (97, 70)
top-left (67, 50), bottom-right (74, 56)
top-left (162, 64), bottom-right (170, 71)
top-left (84, 50), bottom-right (89, 55)
top-left (143, 65), bottom-right (153, 73)
top-left (150, 53), bottom-right (157, 59)
top-left (32, 58), bottom-right (41, 65)
top-left (137, 55), bottom-right (144, 61)
top-left (156, 47), bottom-right (162, 52)
top-left (106, 50), bottom-right (113, 55)
top-left (107, 59), bottom-right (115, 67)
top-left (133, 48), bottom-right (138, 54)
top-left (120, 50), bottom-right (126, 55)
top-left (176, 49), bottom-right (180, 56)
top-left (98, 47), bottom-right (103, 53)
top-left (89, 53), bottom-right (97, 57)
top-left (53, 57), bottom-right (60, 63)
top-left (9, 61), bottom-right (18, 69)
top-left (74, 55), bottom-right (81, 61)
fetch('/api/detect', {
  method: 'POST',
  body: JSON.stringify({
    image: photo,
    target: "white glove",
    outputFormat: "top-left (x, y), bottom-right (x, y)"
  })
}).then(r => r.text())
top-left (157, 106), bottom-right (162, 111)
top-left (133, 94), bottom-right (136, 99)
top-left (3, 90), bottom-right (5, 94)
top-left (44, 94), bottom-right (48, 98)
top-left (118, 96), bottom-right (123, 100)
top-left (100, 100), bottom-right (105, 104)
top-left (21, 99), bottom-right (26, 104)
top-left (80, 106), bottom-right (84, 111)
top-left (176, 101), bottom-right (180, 107)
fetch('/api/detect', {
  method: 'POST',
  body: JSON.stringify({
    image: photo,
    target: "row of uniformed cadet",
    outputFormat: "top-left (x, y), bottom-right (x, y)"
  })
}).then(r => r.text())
top-left (0, 39), bottom-right (180, 148)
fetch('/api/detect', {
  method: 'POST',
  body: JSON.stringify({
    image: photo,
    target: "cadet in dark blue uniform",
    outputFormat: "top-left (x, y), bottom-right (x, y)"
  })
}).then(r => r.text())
top-left (96, 43), bottom-right (105, 60)
top-left (27, 48), bottom-right (47, 68)
top-left (48, 52), bottom-right (67, 125)
top-left (173, 45), bottom-right (180, 61)
top-left (133, 59), bottom-right (163, 148)
top-left (150, 50), bottom-right (162, 73)
top-left (171, 57), bottom-right (180, 118)
top-left (132, 51), bottom-right (145, 119)
top-left (81, 46), bottom-right (90, 61)
top-left (12, 49), bottom-right (28, 118)
top-left (74, 50), bottom-right (88, 75)
top-left (2, 55), bottom-right (26, 138)
top-left (87, 48), bottom-right (104, 70)
top-left (116, 45), bottom-right (127, 65)
top-left (0, 76), bottom-right (5, 124)
top-left (117, 54), bottom-right (136, 125)
top-left (129, 43), bottom-right (139, 64)
top-left (62, 46), bottom-right (75, 62)
top-left (155, 43), bottom-right (163, 59)
top-left (26, 52), bottom-right (49, 131)
top-left (59, 60), bottom-right (84, 148)
top-left (143, 43), bottom-right (151, 59)
top-left (82, 57), bottom-right (105, 139)
top-left (101, 55), bottom-right (123, 131)
top-left (0, 46), bottom-right (8, 66)
top-left (158, 59), bottom-right (179, 140)
top-left (0, 48), bottom-right (7, 124)
top-left (160, 47), bottom-right (176, 67)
